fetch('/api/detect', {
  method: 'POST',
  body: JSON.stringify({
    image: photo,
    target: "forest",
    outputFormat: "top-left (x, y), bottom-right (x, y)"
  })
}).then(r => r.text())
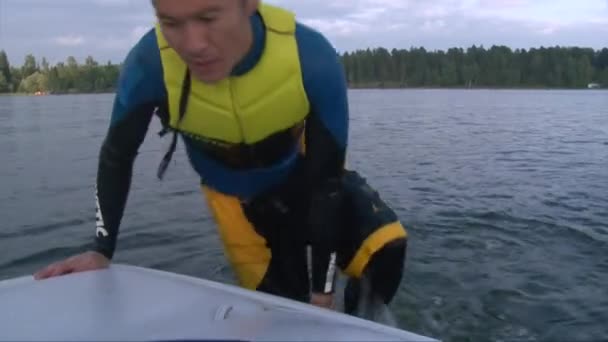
top-left (1, 45), bottom-right (607, 94)
top-left (0, 51), bottom-right (119, 94)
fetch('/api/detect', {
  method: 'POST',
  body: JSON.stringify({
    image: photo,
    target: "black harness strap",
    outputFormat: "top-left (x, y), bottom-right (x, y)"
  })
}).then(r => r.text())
top-left (157, 68), bottom-right (191, 180)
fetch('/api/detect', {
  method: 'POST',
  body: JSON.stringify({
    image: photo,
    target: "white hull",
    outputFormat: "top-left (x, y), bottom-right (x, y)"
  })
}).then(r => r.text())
top-left (0, 264), bottom-right (438, 341)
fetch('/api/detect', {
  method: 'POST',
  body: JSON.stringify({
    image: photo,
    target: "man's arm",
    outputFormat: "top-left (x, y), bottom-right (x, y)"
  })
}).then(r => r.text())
top-left (33, 29), bottom-right (166, 279)
top-left (295, 23), bottom-right (349, 296)
top-left (93, 29), bottom-right (166, 259)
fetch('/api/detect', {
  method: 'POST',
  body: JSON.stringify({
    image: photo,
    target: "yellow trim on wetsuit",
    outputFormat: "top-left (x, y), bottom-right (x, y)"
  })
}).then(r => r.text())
top-left (344, 222), bottom-right (408, 278)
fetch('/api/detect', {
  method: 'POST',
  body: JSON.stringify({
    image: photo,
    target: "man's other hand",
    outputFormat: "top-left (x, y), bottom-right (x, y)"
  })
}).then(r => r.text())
top-left (310, 292), bottom-right (335, 310)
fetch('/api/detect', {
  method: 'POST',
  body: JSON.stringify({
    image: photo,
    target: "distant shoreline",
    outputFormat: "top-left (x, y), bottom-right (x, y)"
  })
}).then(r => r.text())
top-left (347, 82), bottom-right (606, 90)
top-left (3, 45), bottom-right (606, 95)
top-left (348, 85), bottom-right (607, 91)
top-left (0, 91), bottom-right (116, 96)
top-left (2, 84), bottom-right (607, 97)
top-left (1, 87), bottom-right (605, 96)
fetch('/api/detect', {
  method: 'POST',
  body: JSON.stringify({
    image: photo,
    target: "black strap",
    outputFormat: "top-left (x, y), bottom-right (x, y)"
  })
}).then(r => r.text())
top-left (157, 68), bottom-right (191, 180)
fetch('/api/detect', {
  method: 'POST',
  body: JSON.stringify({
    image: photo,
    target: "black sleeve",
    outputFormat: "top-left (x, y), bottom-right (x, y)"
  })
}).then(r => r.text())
top-left (91, 27), bottom-right (166, 259)
top-left (297, 27), bottom-right (349, 294)
top-left (306, 112), bottom-right (347, 294)
top-left (93, 103), bottom-right (155, 259)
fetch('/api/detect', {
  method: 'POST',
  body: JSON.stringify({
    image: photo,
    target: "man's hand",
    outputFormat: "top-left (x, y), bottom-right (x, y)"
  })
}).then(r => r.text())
top-left (33, 251), bottom-right (110, 280)
top-left (310, 292), bottom-right (335, 310)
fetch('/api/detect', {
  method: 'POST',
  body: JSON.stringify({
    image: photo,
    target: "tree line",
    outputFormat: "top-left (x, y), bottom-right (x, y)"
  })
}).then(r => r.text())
top-left (0, 51), bottom-right (120, 94)
top-left (1, 45), bottom-right (607, 94)
top-left (342, 46), bottom-right (608, 88)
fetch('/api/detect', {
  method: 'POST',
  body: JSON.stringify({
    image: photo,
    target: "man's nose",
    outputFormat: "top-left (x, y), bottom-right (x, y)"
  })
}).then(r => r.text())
top-left (182, 22), bottom-right (209, 54)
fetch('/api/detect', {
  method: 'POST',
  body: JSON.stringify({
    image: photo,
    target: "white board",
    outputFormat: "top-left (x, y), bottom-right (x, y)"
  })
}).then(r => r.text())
top-left (0, 264), bottom-right (438, 341)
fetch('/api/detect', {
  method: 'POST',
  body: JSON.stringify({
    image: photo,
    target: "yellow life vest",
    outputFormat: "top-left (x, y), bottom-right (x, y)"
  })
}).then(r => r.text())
top-left (154, 3), bottom-right (310, 159)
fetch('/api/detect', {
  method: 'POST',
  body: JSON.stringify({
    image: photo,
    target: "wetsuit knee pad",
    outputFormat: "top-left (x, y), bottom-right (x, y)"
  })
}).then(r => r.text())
top-left (365, 236), bottom-right (407, 304)
top-left (335, 170), bottom-right (408, 305)
top-left (338, 170), bottom-right (407, 275)
top-left (343, 236), bottom-right (407, 315)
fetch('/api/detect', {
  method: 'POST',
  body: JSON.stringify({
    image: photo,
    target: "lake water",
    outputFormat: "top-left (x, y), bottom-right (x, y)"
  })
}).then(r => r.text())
top-left (1, 89), bottom-right (607, 342)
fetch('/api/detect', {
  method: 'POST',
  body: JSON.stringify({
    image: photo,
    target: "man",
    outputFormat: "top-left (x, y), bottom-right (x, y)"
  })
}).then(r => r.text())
top-left (34, 0), bottom-right (408, 311)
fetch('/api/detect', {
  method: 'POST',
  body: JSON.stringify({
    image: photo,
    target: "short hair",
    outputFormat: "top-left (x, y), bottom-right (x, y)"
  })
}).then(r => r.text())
top-left (151, 0), bottom-right (248, 8)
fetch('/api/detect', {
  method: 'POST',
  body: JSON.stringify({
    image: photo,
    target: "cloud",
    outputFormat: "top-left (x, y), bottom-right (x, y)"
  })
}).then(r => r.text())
top-left (269, 0), bottom-right (608, 53)
top-left (93, 0), bottom-right (131, 6)
top-left (98, 25), bottom-right (153, 51)
top-left (52, 35), bottom-right (85, 47)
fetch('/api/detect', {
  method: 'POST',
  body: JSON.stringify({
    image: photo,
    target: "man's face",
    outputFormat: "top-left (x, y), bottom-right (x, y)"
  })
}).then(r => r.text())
top-left (155, 0), bottom-right (259, 83)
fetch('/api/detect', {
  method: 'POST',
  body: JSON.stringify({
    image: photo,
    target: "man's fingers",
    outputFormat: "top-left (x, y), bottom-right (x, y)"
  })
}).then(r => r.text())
top-left (33, 252), bottom-right (110, 281)
top-left (34, 267), bottom-right (53, 280)
top-left (34, 261), bottom-right (72, 280)
top-left (33, 262), bottom-right (58, 280)
top-left (48, 264), bottom-right (66, 278)
top-left (33, 267), bottom-right (50, 280)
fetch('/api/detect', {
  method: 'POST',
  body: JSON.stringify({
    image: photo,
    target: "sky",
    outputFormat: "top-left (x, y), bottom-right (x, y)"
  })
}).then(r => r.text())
top-left (1, 0), bottom-right (607, 66)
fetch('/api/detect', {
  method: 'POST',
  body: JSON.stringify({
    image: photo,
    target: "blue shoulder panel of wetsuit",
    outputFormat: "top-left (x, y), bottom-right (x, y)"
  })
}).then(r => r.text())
top-left (110, 28), bottom-right (166, 126)
top-left (296, 22), bottom-right (349, 152)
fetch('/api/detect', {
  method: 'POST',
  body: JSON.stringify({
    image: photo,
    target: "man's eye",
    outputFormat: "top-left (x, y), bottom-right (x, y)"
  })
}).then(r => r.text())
top-left (198, 16), bottom-right (217, 23)
top-left (161, 20), bottom-right (179, 28)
